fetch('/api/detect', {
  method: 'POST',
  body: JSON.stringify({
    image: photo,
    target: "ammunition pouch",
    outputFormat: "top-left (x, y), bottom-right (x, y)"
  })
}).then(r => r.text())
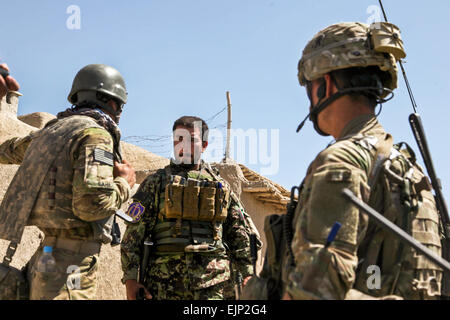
top-left (164, 175), bottom-right (230, 223)
top-left (0, 242), bottom-right (29, 300)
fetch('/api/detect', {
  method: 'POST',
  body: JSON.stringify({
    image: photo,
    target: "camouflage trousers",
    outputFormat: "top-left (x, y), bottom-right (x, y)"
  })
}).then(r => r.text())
top-left (144, 252), bottom-right (233, 300)
top-left (147, 278), bottom-right (231, 300)
top-left (27, 237), bottom-right (101, 300)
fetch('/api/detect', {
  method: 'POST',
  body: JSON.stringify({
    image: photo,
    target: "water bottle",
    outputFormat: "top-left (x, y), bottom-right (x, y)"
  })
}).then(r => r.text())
top-left (36, 246), bottom-right (56, 273)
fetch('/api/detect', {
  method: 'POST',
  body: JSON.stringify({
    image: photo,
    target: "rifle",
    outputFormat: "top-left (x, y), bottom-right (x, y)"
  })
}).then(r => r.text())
top-left (250, 233), bottom-right (258, 276)
top-left (234, 268), bottom-right (242, 300)
top-left (378, 0), bottom-right (450, 298)
top-left (136, 239), bottom-right (153, 300)
top-left (342, 188), bottom-right (450, 274)
top-left (110, 215), bottom-right (121, 247)
top-left (235, 234), bottom-right (257, 300)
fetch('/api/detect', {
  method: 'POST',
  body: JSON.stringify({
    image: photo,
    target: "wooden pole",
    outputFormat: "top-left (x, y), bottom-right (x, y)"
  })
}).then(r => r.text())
top-left (225, 91), bottom-right (232, 162)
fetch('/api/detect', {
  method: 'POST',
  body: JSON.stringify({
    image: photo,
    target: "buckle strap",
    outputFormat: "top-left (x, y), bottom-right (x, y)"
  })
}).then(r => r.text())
top-left (2, 242), bottom-right (18, 267)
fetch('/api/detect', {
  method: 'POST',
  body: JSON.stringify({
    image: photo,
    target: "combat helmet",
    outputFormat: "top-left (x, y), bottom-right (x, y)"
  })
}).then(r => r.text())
top-left (68, 64), bottom-right (128, 121)
top-left (296, 22), bottom-right (406, 135)
top-left (298, 21), bottom-right (406, 97)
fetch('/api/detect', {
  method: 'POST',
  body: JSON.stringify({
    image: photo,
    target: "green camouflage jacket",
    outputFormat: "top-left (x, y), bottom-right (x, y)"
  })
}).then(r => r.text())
top-left (121, 161), bottom-right (254, 297)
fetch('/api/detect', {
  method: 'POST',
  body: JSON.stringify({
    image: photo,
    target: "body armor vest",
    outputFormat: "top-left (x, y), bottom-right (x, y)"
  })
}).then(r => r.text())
top-left (152, 164), bottom-right (231, 253)
top-left (0, 116), bottom-right (117, 243)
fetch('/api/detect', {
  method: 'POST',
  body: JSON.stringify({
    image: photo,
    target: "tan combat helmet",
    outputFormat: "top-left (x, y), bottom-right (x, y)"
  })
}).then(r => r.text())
top-left (298, 22), bottom-right (406, 98)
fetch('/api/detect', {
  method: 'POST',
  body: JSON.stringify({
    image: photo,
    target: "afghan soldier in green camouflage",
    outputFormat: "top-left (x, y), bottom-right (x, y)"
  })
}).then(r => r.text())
top-left (0, 64), bottom-right (136, 300)
top-left (283, 23), bottom-right (442, 300)
top-left (121, 116), bottom-right (259, 300)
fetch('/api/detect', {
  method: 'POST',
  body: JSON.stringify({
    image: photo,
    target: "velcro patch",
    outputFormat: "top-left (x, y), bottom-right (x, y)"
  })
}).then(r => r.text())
top-left (93, 148), bottom-right (114, 166)
top-left (126, 202), bottom-right (146, 223)
top-left (326, 169), bottom-right (352, 182)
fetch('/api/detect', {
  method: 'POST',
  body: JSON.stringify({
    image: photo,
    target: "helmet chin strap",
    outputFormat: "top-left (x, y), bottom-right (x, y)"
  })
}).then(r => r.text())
top-left (296, 86), bottom-right (394, 136)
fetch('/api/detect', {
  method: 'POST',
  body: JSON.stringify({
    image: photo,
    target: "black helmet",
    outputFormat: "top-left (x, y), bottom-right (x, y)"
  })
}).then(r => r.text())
top-left (68, 64), bottom-right (128, 119)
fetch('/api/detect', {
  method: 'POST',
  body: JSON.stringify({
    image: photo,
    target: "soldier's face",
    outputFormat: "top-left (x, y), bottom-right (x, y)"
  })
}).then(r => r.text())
top-left (173, 125), bottom-right (208, 165)
top-left (105, 99), bottom-right (122, 123)
top-left (306, 77), bottom-right (332, 135)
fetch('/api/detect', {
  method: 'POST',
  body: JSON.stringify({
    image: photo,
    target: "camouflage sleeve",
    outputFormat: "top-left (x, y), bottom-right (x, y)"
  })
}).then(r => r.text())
top-left (286, 143), bottom-right (371, 300)
top-left (223, 196), bottom-right (256, 279)
top-left (71, 127), bottom-right (131, 222)
top-left (121, 173), bottom-right (160, 283)
top-left (0, 135), bottom-right (32, 164)
top-left (120, 217), bottom-right (146, 283)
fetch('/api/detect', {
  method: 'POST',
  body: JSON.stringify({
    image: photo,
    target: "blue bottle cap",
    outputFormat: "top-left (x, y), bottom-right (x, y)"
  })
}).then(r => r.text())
top-left (43, 246), bottom-right (53, 253)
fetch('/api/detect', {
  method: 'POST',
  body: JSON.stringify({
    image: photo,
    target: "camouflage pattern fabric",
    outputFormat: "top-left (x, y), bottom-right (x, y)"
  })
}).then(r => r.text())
top-left (285, 114), bottom-right (441, 300)
top-left (27, 245), bottom-right (99, 300)
top-left (0, 135), bottom-right (33, 164)
top-left (0, 113), bottom-right (131, 300)
top-left (144, 253), bottom-right (230, 300)
top-left (121, 162), bottom-right (255, 300)
top-left (297, 22), bottom-right (401, 96)
top-left (0, 116), bottom-right (130, 239)
top-left (0, 263), bottom-right (28, 300)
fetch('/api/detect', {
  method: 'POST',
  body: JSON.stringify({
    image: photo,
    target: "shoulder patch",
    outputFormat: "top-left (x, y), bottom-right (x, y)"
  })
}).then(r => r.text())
top-left (126, 202), bottom-right (146, 223)
top-left (326, 169), bottom-right (353, 182)
top-left (355, 136), bottom-right (378, 151)
top-left (93, 148), bottom-right (114, 166)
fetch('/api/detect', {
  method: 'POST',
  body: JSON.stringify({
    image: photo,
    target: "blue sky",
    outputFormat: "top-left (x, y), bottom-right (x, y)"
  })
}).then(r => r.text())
top-left (1, 1), bottom-right (449, 202)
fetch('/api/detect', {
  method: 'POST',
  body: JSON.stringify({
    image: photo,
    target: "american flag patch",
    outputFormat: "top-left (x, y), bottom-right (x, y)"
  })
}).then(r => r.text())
top-left (93, 148), bottom-right (114, 166)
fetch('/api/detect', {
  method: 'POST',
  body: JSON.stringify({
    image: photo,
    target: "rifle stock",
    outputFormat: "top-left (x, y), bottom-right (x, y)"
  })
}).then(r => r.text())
top-left (136, 239), bottom-right (153, 300)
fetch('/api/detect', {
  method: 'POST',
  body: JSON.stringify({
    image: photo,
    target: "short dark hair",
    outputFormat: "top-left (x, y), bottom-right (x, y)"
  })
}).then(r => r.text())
top-left (329, 66), bottom-right (392, 108)
top-left (173, 116), bottom-right (209, 142)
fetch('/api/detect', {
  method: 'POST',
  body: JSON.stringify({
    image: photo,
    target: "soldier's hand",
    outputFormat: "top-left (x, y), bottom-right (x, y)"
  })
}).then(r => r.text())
top-left (0, 63), bottom-right (20, 100)
top-left (114, 159), bottom-right (136, 188)
top-left (126, 279), bottom-right (152, 300)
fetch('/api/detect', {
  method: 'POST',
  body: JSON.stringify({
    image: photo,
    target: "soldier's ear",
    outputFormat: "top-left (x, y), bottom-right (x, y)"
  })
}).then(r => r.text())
top-left (324, 74), bottom-right (338, 97)
top-left (202, 141), bottom-right (208, 151)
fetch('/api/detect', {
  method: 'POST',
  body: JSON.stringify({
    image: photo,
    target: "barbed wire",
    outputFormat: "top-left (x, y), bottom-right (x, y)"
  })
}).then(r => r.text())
top-left (123, 105), bottom-right (229, 160)
top-left (206, 106), bottom-right (227, 124)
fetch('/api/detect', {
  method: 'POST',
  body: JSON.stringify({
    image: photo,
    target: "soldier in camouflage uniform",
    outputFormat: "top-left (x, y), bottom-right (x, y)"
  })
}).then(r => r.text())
top-left (0, 64), bottom-right (136, 300)
top-left (121, 116), bottom-right (259, 300)
top-left (283, 23), bottom-right (442, 300)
